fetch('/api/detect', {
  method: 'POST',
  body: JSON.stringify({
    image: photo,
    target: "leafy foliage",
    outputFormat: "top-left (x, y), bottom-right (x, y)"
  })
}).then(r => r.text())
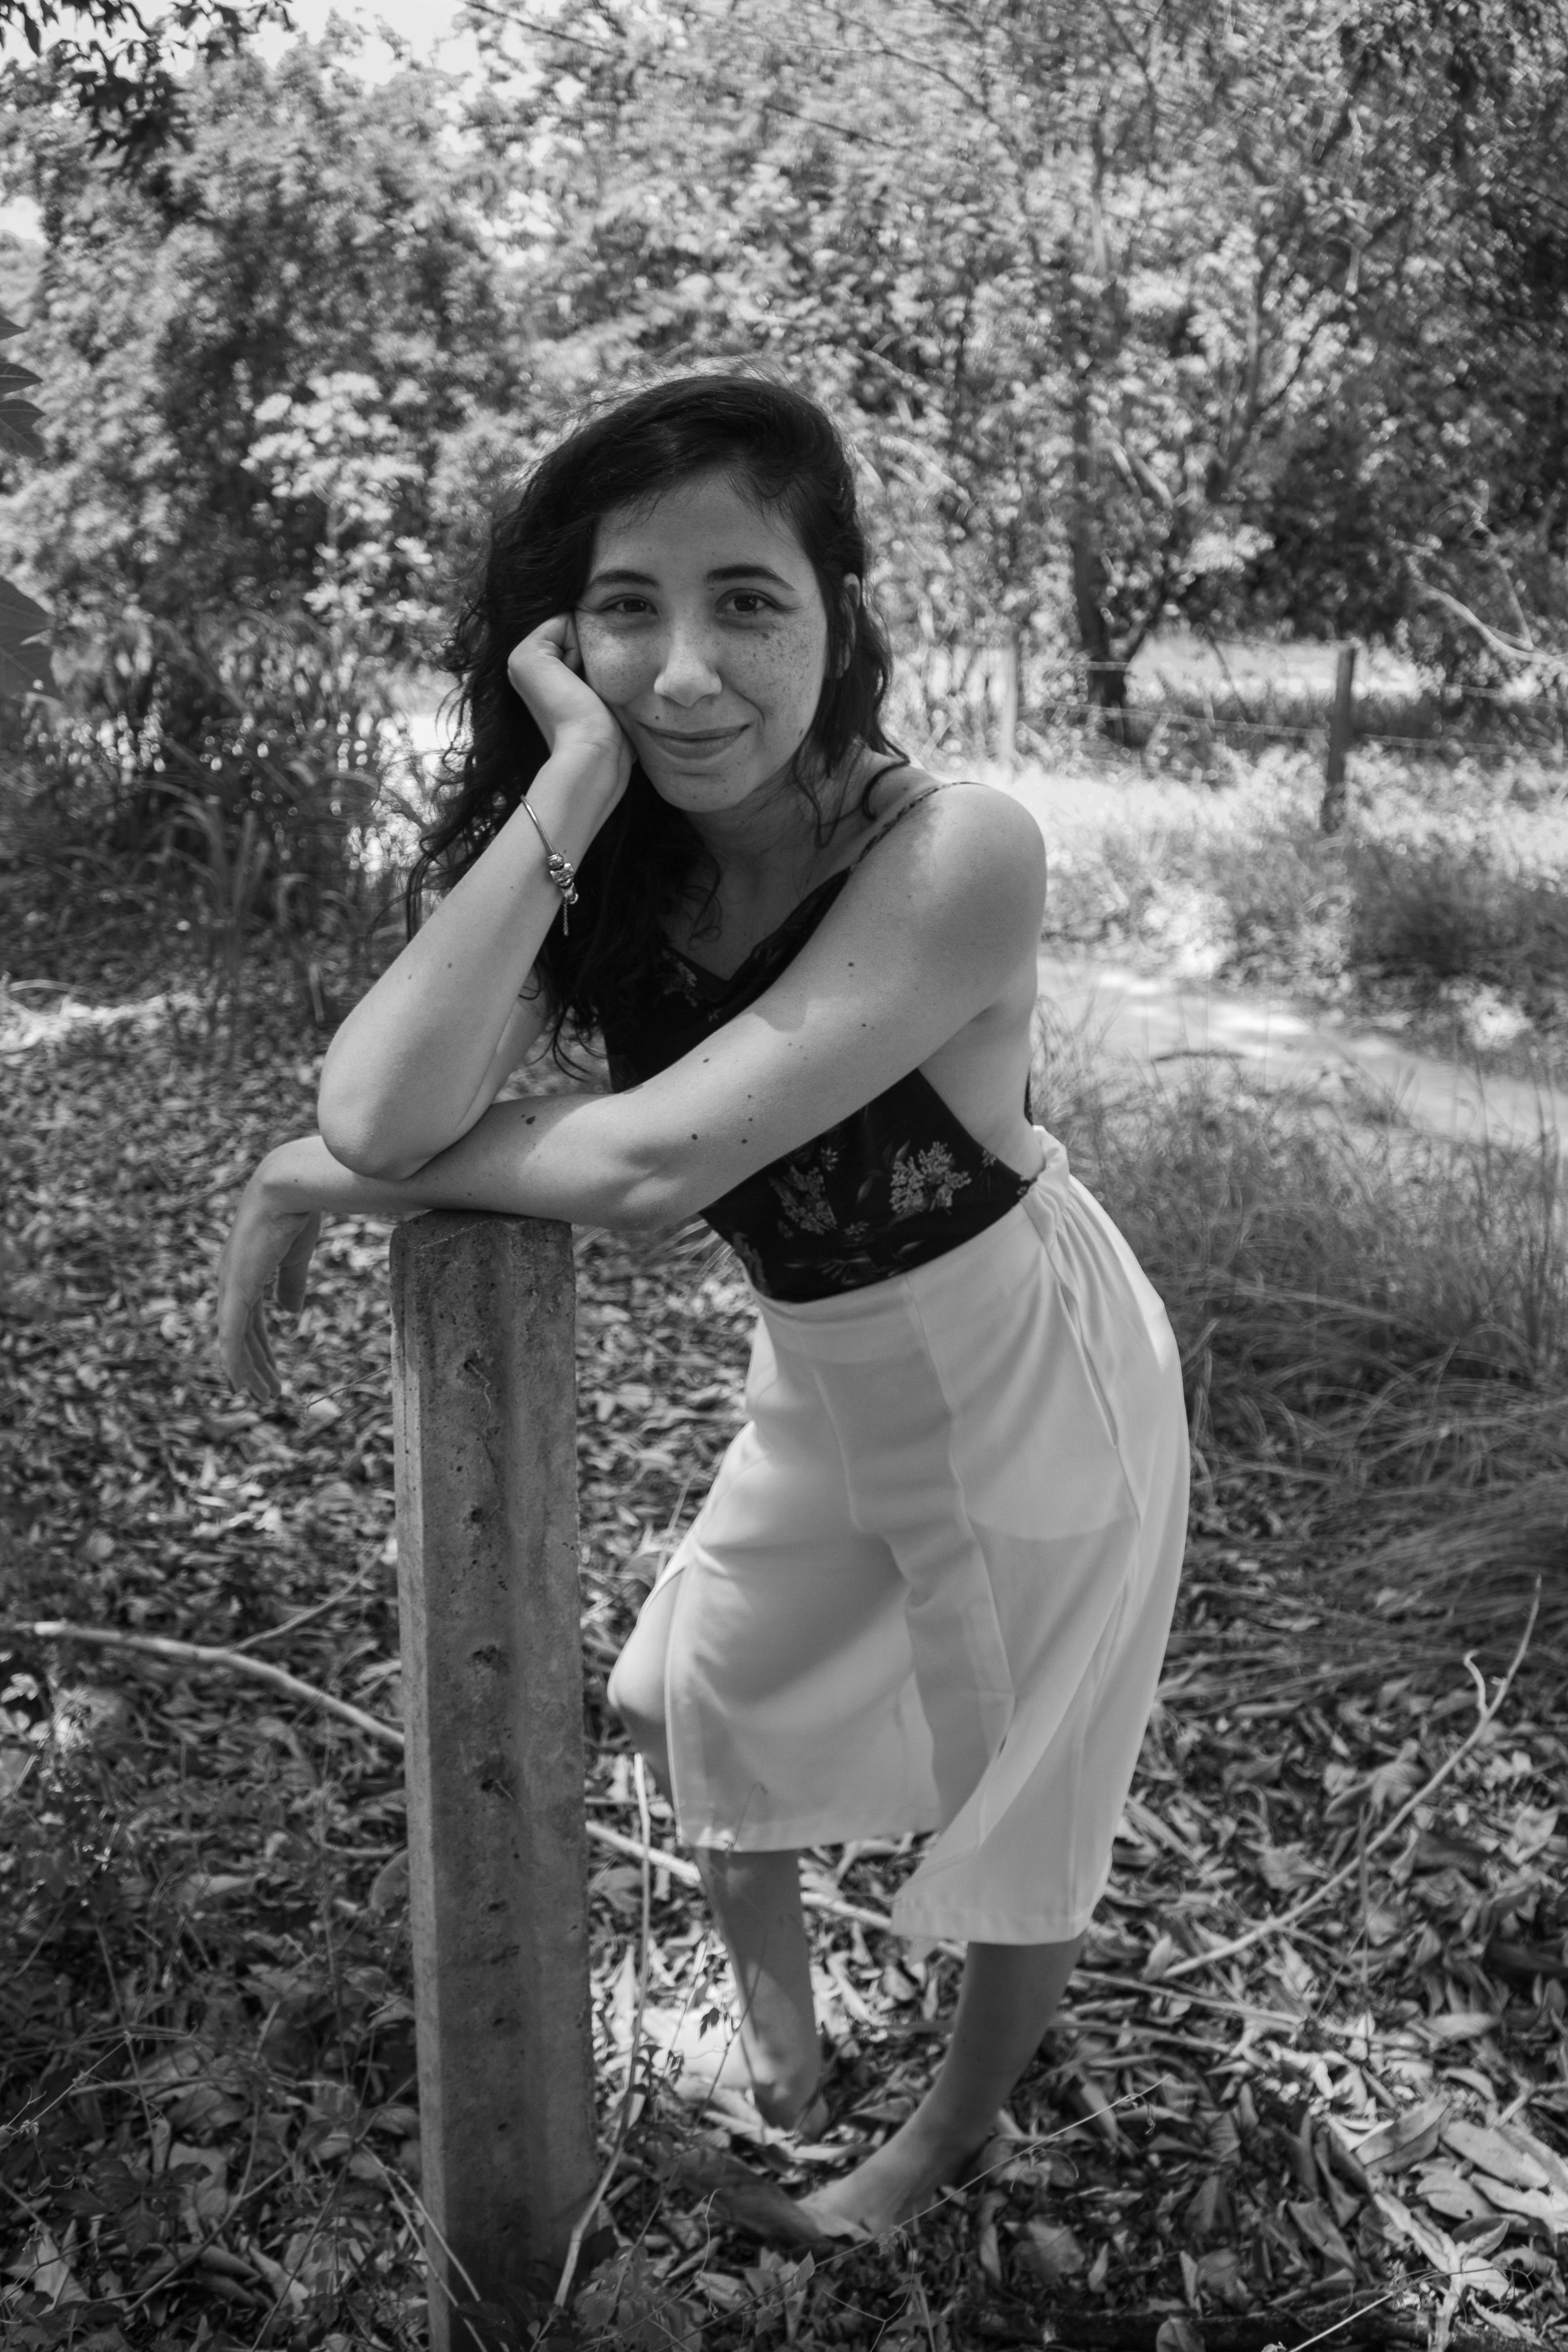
top-left (2, 0), bottom-right (1564, 821)
top-left (0, 36), bottom-right (518, 902)
top-left (460, 0), bottom-right (1568, 722)
top-left (2, 959), bottom-right (1568, 2347)
top-left (0, 0), bottom-right (287, 164)
top-left (0, 304), bottom-right (49, 695)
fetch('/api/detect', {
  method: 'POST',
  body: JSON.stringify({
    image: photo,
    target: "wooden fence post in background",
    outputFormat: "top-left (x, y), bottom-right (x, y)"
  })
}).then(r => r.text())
top-left (995, 631), bottom-right (1020, 770)
top-left (390, 1211), bottom-right (596, 2351)
top-left (1321, 641), bottom-right (1358, 832)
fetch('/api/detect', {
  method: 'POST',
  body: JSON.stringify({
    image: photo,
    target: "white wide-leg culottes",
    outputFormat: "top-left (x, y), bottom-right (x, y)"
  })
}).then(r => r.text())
top-left (654, 1129), bottom-right (1189, 1945)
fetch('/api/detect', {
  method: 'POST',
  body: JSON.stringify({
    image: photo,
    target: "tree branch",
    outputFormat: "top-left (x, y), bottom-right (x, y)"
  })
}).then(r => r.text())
top-left (1416, 586), bottom-right (1566, 675)
top-left (9, 1620), bottom-right (403, 1750)
top-left (1164, 1588), bottom-right (1540, 1983)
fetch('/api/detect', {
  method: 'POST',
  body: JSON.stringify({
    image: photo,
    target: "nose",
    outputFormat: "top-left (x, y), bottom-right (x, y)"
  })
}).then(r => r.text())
top-left (653, 622), bottom-right (723, 708)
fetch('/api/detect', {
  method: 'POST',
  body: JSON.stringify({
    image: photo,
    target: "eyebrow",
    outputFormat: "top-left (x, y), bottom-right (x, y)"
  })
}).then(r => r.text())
top-left (584, 562), bottom-right (799, 592)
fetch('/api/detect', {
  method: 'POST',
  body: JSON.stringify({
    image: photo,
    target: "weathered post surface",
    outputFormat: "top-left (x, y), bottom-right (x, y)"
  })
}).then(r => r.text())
top-left (1321, 641), bottom-right (1358, 833)
top-left (390, 1211), bottom-right (596, 2350)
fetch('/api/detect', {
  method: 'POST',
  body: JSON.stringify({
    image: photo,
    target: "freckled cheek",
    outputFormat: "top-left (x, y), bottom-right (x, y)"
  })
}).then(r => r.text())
top-left (573, 622), bottom-right (651, 710)
top-left (741, 632), bottom-right (830, 732)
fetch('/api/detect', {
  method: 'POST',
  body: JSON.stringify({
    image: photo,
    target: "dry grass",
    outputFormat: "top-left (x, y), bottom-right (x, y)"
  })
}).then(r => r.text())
top-left (1037, 1013), bottom-right (1568, 1681)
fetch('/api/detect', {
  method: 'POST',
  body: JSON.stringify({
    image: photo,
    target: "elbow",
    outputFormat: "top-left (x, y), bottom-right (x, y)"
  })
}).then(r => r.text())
top-left (322, 1123), bottom-right (428, 1185)
top-left (609, 1187), bottom-right (684, 1240)
top-left (317, 1045), bottom-right (436, 1181)
top-left (317, 1096), bottom-right (430, 1185)
top-left (606, 1158), bottom-right (701, 1238)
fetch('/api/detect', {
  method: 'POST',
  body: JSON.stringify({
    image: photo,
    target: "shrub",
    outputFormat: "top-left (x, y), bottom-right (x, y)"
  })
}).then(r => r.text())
top-left (1345, 835), bottom-right (1568, 1015)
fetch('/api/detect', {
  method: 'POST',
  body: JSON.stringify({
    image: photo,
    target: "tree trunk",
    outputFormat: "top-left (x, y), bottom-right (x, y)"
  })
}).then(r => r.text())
top-left (1069, 386), bottom-right (1128, 725)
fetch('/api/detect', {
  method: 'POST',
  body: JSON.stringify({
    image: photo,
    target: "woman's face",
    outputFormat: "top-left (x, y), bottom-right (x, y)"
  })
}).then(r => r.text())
top-left (574, 470), bottom-right (842, 816)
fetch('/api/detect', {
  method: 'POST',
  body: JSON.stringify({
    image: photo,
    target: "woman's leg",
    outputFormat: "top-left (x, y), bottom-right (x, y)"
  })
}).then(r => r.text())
top-left (692, 1845), bottom-right (822, 2127)
top-left (607, 1579), bottom-right (822, 2128)
top-left (800, 1935), bottom-right (1083, 2235)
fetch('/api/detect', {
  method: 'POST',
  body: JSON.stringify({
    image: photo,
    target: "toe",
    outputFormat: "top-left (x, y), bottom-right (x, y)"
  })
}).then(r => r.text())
top-left (794, 2195), bottom-right (872, 2244)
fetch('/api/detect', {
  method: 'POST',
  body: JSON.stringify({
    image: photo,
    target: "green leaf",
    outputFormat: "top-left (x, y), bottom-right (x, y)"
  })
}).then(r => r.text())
top-left (0, 388), bottom-right (45, 463)
top-left (0, 574), bottom-right (52, 697)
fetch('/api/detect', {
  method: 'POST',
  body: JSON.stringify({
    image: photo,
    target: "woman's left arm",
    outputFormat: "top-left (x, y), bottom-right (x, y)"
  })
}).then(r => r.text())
top-left (219, 789), bottom-right (1044, 1393)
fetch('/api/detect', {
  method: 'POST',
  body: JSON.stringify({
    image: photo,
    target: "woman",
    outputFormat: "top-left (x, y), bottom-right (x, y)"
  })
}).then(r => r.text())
top-left (216, 373), bottom-right (1187, 2240)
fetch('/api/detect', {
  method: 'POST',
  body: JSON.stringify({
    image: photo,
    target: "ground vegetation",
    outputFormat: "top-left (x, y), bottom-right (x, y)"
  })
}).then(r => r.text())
top-left (1028, 739), bottom-right (1568, 1074)
top-left (1, 954), bottom-right (1566, 2350)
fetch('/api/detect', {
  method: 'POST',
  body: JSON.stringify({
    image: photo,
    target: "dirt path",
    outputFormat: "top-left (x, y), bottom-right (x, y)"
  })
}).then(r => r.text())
top-left (1036, 952), bottom-right (1568, 1155)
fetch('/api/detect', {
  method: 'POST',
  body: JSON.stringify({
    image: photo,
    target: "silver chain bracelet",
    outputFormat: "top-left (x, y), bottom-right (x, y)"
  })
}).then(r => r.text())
top-left (518, 797), bottom-right (580, 934)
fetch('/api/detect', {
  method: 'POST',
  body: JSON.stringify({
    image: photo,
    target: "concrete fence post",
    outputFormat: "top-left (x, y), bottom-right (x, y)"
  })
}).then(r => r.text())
top-left (389, 1210), bottom-right (596, 2351)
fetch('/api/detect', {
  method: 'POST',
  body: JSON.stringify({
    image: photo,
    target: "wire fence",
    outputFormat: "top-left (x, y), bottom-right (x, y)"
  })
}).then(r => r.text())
top-left (904, 632), bottom-right (1568, 792)
top-left (1013, 701), bottom-right (1540, 750)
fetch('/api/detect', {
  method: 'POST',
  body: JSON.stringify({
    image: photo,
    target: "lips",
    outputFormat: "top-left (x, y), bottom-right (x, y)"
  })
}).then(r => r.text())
top-left (642, 724), bottom-right (745, 748)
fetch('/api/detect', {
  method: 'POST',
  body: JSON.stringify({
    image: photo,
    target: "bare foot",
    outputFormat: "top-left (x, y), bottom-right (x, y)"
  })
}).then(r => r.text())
top-left (796, 2111), bottom-right (976, 2240)
top-left (666, 2005), bottom-right (823, 2132)
top-left (735, 2011), bottom-right (822, 2130)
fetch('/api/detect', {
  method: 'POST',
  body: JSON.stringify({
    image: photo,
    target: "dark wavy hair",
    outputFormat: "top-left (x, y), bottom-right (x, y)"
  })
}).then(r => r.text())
top-left (407, 372), bottom-right (905, 1048)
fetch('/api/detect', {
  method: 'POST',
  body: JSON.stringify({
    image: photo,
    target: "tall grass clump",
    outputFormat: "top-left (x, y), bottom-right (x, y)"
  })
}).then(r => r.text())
top-left (1038, 1017), bottom-right (1568, 1480)
top-left (1036, 1024), bottom-right (1568, 1660)
top-left (1345, 834), bottom-right (1568, 1018)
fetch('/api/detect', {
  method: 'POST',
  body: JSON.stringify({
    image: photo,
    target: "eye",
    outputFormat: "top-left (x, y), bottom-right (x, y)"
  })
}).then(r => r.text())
top-left (724, 590), bottom-right (779, 617)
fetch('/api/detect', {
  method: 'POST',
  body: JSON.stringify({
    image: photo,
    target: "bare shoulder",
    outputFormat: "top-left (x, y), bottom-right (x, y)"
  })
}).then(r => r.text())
top-left (858, 770), bottom-right (1045, 899)
top-left (832, 772), bottom-right (1044, 983)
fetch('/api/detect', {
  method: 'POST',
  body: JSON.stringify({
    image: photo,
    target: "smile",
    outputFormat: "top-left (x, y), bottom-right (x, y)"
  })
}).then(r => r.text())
top-left (640, 722), bottom-right (748, 752)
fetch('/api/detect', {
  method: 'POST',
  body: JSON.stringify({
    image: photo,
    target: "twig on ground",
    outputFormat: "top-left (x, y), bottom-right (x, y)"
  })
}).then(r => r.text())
top-left (94, 1921), bottom-right (161, 2156)
top-left (0, 2175), bottom-right (50, 2228)
top-left (118, 2159), bottom-right (294, 2323)
top-left (580, 1823), bottom-right (1402, 2038)
top-left (1165, 1587), bottom-right (1539, 1982)
top-left (15, 1609), bottom-right (1543, 2057)
top-left (380, 2167), bottom-right (490, 2350)
top-left (555, 1753), bottom-right (656, 2310)
top-left (230, 1568), bottom-right (375, 1651)
top-left (8, 1620), bottom-right (404, 1750)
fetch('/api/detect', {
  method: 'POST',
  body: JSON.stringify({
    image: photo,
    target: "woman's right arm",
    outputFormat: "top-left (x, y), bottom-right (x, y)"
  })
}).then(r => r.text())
top-left (317, 619), bottom-right (631, 1180)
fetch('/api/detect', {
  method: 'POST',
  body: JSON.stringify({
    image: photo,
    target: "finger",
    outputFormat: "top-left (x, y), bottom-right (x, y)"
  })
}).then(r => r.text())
top-left (216, 1285), bottom-right (252, 1392)
top-left (226, 1324), bottom-right (271, 1404)
top-left (244, 1310), bottom-right (281, 1403)
top-left (275, 1213), bottom-right (320, 1317)
top-left (510, 613), bottom-right (571, 667)
top-left (218, 1280), bottom-right (276, 1403)
top-left (562, 615), bottom-right (583, 671)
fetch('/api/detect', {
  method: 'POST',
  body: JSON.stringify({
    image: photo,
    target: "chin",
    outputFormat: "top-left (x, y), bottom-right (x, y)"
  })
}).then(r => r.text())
top-left (643, 768), bottom-right (764, 813)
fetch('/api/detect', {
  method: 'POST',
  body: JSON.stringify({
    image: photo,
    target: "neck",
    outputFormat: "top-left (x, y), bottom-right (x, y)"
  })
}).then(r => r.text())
top-left (683, 754), bottom-right (863, 897)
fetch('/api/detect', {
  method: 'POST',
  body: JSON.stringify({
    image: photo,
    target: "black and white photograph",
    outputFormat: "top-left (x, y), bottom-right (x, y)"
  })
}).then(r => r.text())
top-left (2, 3), bottom-right (1566, 2347)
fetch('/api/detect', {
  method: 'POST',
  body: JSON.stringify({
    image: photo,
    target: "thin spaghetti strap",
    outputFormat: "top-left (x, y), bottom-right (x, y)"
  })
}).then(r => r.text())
top-left (848, 781), bottom-right (959, 871)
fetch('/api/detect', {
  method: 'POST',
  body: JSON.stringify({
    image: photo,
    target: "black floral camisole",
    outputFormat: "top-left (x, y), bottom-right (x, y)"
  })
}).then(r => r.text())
top-left (601, 787), bottom-right (1036, 1303)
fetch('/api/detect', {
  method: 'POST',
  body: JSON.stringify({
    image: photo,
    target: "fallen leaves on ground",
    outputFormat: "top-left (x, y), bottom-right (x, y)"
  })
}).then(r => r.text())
top-left (0, 965), bottom-right (1565, 2350)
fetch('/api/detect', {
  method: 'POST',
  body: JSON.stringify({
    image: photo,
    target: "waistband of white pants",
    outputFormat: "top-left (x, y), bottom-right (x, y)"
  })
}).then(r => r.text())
top-left (753, 1127), bottom-right (1072, 1351)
